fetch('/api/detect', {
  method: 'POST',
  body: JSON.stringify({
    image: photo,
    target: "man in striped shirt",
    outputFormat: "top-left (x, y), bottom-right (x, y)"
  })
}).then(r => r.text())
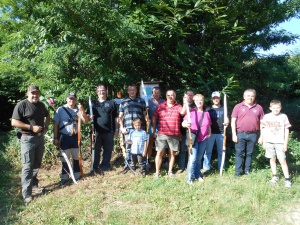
top-left (152, 90), bottom-right (185, 178)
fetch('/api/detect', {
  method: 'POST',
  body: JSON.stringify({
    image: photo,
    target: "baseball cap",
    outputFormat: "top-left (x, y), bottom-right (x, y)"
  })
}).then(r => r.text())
top-left (27, 85), bottom-right (40, 93)
top-left (67, 92), bottom-right (77, 98)
top-left (211, 91), bottom-right (221, 98)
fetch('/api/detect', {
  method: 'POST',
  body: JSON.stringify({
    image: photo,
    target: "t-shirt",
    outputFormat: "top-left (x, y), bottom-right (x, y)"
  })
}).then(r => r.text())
top-left (231, 102), bottom-right (264, 132)
top-left (119, 97), bottom-right (146, 130)
top-left (148, 98), bottom-right (165, 120)
top-left (53, 105), bottom-right (80, 135)
top-left (12, 99), bottom-right (49, 134)
top-left (207, 106), bottom-right (225, 134)
top-left (129, 129), bottom-right (148, 154)
top-left (89, 98), bottom-right (118, 133)
top-left (184, 110), bottom-right (212, 142)
top-left (261, 113), bottom-right (291, 144)
top-left (153, 102), bottom-right (183, 136)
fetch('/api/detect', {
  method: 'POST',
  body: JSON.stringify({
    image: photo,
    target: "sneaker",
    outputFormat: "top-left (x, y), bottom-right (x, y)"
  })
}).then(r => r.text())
top-left (153, 173), bottom-right (160, 179)
top-left (285, 180), bottom-right (292, 188)
top-left (176, 169), bottom-right (184, 174)
top-left (120, 166), bottom-right (129, 174)
top-left (198, 177), bottom-right (204, 182)
top-left (269, 176), bottom-right (279, 184)
top-left (57, 179), bottom-right (69, 187)
top-left (187, 180), bottom-right (193, 185)
top-left (245, 171), bottom-right (251, 175)
top-left (24, 196), bottom-right (32, 205)
top-left (168, 172), bottom-right (175, 178)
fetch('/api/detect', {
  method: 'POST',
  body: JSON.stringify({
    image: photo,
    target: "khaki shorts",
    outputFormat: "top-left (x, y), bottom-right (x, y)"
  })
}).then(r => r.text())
top-left (265, 142), bottom-right (286, 160)
top-left (155, 134), bottom-right (180, 152)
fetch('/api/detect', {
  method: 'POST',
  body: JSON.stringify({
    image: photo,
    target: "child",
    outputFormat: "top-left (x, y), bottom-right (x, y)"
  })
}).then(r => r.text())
top-left (128, 118), bottom-right (148, 177)
top-left (260, 100), bottom-right (292, 188)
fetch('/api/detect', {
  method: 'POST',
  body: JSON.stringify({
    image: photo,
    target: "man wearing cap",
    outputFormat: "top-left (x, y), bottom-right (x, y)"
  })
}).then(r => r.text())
top-left (53, 92), bottom-right (89, 185)
top-left (88, 85), bottom-right (119, 174)
top-left (231, 89), bottom-right (264, 176)
top-left (203, 91), bottom-right (229, 172)
top-left (11, 85), bottom-right (50, 205)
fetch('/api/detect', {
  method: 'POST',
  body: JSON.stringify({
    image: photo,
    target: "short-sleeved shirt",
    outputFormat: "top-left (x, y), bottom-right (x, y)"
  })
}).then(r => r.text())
top-left (129, 129), bottom-right (148, 154)
top-left (119, 97), bottom-right (146, 130)
top-left (153, 102), bottom-right (183, 136)
top-left (89, 98), bottom-right (118, 133)
top-left (207, 106), bottom-right (225, 134)
top-left (148, 98), bottom-right (165, 120)
top-left (184, 110), bottom-right (212, 142)
top-left (53, 105), bottom-right (79, 135)
top-left (231, 102), bottom-right (264, 132)
top-left (12, 99), bottom-right (49, 135)
top-left (261, 113), bottom-right (291, 144)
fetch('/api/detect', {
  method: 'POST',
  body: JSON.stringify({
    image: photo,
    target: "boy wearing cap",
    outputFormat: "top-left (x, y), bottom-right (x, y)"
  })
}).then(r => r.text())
top-left (203, 91), bottom-right (229, 172)
top-left (11, 85), bottom-right (50, 205)
top-left (53, 93), bottom-right (89, 185)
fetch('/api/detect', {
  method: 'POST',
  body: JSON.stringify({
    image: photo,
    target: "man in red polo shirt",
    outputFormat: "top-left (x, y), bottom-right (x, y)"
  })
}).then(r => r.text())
top-left (231, 89), bottom-right (264, 176)
top-left (152, 90), bottom-right (184, 178)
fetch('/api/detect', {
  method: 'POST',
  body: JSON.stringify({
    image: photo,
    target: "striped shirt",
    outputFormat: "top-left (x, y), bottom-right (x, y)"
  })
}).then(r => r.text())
top-left (129, 129), bottom-right (148, 154)
top-left (119, 97), bottom-right (146, 130)
top-left (153, 102), bottom-right (183, 136)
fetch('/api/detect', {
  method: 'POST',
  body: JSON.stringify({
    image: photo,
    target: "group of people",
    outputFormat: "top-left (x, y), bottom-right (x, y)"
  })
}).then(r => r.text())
top-left (11, 84), bottom-right (292, 205)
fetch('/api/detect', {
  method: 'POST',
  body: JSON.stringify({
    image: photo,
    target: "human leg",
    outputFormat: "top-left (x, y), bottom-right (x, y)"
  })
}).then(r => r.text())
top-left (215, 134), bottom-right (224, 170)
top-left (203, 134), bottom-right (216, 170)
top-left (244, 133), bottom-right (258, 173)
top-left (235, 133), bottom-right (246, 176)
top-left (32, 136), bottom-right (44, 187)
top-left (195, 139), bottom-right (207, 179)
top-left (101, 132), bottom-right (114, 171)
top-left (168, 150), bottom-right (176, 175)
top-left (137, 154), bottom-right (146, 174)
top-left (186, 144), bottom-right (198, 182)
top-left (71, 148), bottom-right (81, 180)
top-left (93, 132), bottom-right (103, 170)
top-left (178, 134), bottom-right (187, 170)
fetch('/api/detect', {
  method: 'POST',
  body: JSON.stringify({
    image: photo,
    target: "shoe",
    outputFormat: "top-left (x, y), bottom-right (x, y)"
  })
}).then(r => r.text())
top-left (57, 179), bottom-right (69, 187)
top-left (198, 177), bottom-right (204, 182)
top-left (145, 162), bottom-right (151, 172)
top-left (153, 173), bottom-right (160, 179)
top-left (245, 171), bottom-right (251, 175)
top-left (141, 172), bottom-right (146, 178)
top-left (32, 186), bottom-right (44, 195)
top-left (269, 176), bottom-right (279, 184)
top-left (187, 180), bottom-right (193, 185)
top-left (120, 167), bottom-right (129, 174)
top-left (202, 168), bottom-right (210, 174)
top-left (176, 169), bottom-right (184, 174)
top-left (285, 180), bottom-right (292, 188)
top-left (168, 172), bottom-right (175, 178)
top-left (24, 196), bottom-right (32, 205)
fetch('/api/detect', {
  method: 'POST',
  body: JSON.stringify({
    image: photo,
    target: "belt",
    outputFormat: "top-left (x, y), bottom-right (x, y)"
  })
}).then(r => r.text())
top-left (22, 133), bottom-right (42, 136)
top-left (237, 131), bottom-right (259, 134)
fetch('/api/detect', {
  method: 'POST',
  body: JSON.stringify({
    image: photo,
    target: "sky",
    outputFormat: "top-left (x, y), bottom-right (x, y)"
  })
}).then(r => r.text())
top-left (256, 17), bottom-right (300, 55)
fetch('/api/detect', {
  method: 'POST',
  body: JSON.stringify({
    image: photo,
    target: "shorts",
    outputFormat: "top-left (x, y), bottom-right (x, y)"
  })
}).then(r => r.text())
top-left (265, 142), bottom-right (286, 160)
top-left (155, 134), bottom-right (180, 152)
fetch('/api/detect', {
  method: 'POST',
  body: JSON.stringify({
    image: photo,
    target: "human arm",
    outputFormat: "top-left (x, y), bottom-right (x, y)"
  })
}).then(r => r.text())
top-left (78, 104), bottom-right (89, 124)
top-left (142, 140), bottom-right (147, 157)
top-left (53, 121), bottom-right (60, 147)
top-left (119, 112), bottom-right (128, 134)
top-left (11, 119), bottom-right (43, 133)
top-left (231, 117), bottom-right (238, 143)
top-left (43, 114), bottom-right (50, 135)
top-left (152, 116), bottom-right (157, 138)
top-left (114, 117), bottom-right (119, 138)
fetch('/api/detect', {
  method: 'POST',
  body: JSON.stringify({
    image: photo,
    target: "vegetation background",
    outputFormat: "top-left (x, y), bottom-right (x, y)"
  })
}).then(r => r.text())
top-left (1, 0), bottom-right (300, 224)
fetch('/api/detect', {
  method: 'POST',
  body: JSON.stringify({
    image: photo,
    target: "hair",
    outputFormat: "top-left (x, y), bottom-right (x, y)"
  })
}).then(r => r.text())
top-left (96, 84), bottom-right (106, 92)
top-left (132, 118), bottom-right (142, 125)
top-left (193, 94), bottom-right (204, 101)
top-left (270, 100), bottom-right (281, 107)
top-left (185, 90), bottom-right (194, 95)
top-left (244, 89), bottom-right (256, 96)
top-left (127, 84), bottom-right (137, 90)
top-left (166, 89), bottom-right (176, 97)
top-left (152, 86), bottom-right (160, 94)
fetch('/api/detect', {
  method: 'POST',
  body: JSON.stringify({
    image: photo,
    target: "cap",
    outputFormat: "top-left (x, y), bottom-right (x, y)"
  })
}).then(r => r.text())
top-left (211, 91), bottom-right (221, 98)
top-left (67, 92), bottom-right (77, 98)
top-left (27, 85), bottom-right (40, 93)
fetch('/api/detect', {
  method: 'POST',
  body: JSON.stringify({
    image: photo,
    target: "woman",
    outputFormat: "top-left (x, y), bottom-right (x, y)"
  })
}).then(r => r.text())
top-left (182, 94), bottom-right (211, 184)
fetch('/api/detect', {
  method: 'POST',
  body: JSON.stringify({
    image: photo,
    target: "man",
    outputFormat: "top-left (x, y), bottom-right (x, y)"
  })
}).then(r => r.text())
top-left (11, 85), bottom-right (50, 205)
top-left (146, 87), bottom-right (165, 162)
top-left (153, 90), bottom-right (184, 178)
top-left (178, 90), bottom-right (195, 173)
top-left (89, 85), bottom-right (119, 174)
top-left (119, 84), bottom-right (147, 174)
top-left (231, 89), bottom-right (264, 176)
top-left (203, 91), bottom-right (229, 172)
top-left (53, 93), bottom-right (89, 185)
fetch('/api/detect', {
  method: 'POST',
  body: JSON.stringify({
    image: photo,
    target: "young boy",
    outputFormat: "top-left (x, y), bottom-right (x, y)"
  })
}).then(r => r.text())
top-left (128, 118), bottom-right (148, 177)
top-left (260, 100), bottom-right (292, 188)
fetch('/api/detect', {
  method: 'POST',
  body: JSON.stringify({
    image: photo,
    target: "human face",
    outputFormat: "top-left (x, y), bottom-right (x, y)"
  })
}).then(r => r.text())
top-left (152, 89), bottom-right (161, 100)
top-left (66, 97), bottom-right (77, 108)
top-left (194, 96), bottom-right (204, 109)
top-left (212, 97), bottom-right (221, 106)
top-left (27, 91), bottom-right (40, 103)
top-left (97, 86), bottom-right (107, 99)
top-left (243, 91), bottom-right (255, 106)
top-left (133, 122), bottom-right (141, 131)
top-left (269, 104), bottom-right (281, 116)
top-left (127, 86), bottom-right (137, 99)
top-left (186, 91), bottom-right (194, 103)
top-left (166, 91), bottom-right (176, 104)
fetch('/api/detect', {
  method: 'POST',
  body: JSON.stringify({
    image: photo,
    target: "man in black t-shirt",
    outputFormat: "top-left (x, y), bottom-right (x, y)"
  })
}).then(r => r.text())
top-left (11, 85), bottom-right (50, 205)
top-left (88, 85), bottom-right (119, 173)
top-left (203, 91), bottom-right (229, 172)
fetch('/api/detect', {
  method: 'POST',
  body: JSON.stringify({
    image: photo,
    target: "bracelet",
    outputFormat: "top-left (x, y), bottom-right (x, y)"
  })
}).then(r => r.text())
top-left (29, 124), bottom-right (33, 131)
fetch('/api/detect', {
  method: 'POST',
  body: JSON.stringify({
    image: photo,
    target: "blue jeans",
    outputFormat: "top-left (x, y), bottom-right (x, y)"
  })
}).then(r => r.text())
top-left (186, 139), bottom-right (208, 181)
top-left (203, 133), bottom-right (224, 170)
top-left (94, 132), bottom-right (114, 171)
top-left (235, 132), bottom-right (258, 175)
top-left (178, 134), bottom-right (187, 170)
